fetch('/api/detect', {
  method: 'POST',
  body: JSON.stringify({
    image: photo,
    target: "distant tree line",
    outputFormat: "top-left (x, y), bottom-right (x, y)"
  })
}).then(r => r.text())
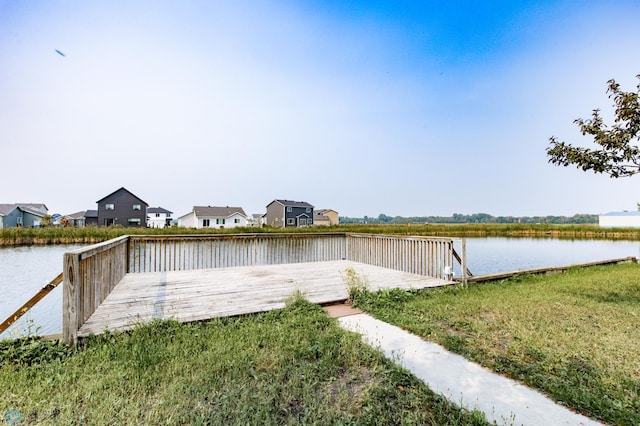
top-left (339, 213), bottom-right (598, 225)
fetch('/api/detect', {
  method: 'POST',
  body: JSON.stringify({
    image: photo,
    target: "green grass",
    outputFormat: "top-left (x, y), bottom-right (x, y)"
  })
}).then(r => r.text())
top-left (2, 223), bottom-right (640, 246)
top-left (0, 299), bottom-right (489, 425)
top-left (353, 263), bottom-right (640, 425)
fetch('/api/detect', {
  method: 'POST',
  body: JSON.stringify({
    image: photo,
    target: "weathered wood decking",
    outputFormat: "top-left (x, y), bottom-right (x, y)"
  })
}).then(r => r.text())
top-left (78, 260), bottom-right (454, 336)
top-left (64, 233), bottom-right (468, 344)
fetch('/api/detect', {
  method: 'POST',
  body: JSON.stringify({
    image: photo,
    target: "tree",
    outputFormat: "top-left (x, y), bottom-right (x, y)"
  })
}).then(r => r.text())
top-left (378, 213), bottom-right (391, 223)
top-left (41, 215), bottom-right (52, 227)
top-left (546, 74), bottom-right (640, 178)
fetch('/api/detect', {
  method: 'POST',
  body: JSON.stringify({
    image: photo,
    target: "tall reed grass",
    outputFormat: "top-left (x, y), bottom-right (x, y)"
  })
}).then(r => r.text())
top-left (2, 223), bottom-right (640, 246)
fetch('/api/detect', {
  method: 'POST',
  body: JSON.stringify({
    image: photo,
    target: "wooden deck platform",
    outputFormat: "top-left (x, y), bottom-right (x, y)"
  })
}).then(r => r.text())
top-left (78, 260), bottom-right (455, 336)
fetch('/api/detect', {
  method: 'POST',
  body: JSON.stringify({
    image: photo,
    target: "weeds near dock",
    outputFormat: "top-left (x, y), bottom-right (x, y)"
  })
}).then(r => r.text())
top-left (341, 267), bottom-right (369, 304)
top-left (0, 320), bottom-right (68, 368)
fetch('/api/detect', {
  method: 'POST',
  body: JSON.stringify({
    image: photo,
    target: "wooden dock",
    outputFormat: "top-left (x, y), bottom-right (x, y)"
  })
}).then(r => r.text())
top-left (78, 260), bottom-right (454, 336)
top-left (64, 233), bottom-right (469, 344)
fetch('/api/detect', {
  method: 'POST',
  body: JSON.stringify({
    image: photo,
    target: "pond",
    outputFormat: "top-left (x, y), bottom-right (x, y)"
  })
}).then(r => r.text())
top-left (1, 238), bottom-right (638, 339)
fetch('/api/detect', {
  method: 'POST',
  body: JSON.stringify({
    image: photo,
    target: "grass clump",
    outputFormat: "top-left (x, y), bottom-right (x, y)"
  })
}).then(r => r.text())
top-left (0, 299), bottom-right (489, 425)
top-left (354, 262), bottom-right (640, 425)
top-left (341, 267), bottom-right (369, 304)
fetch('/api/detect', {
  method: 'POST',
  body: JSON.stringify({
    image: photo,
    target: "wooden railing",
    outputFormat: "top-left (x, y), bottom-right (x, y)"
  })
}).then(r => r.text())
top-left (63, 236), bottom-right (129, 345)
top-left (127, 233), bottom-right (347, 272)
top-left (346, 234), bottom-right (466, 280)
top-left (63, 233), bottom-right (467, 344)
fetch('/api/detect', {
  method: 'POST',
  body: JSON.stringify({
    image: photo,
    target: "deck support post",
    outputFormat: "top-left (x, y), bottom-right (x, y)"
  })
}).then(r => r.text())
top-left (63, 252), bottom-right (81, 346)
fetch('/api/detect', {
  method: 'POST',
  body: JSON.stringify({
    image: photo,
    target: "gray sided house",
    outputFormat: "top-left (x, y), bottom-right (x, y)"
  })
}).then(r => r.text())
top-left (85, 210), bottom-right (98, 226)
top-left (0, 203), bottom-right (48, 228)
top-left (265, 199), bottom-right (314, 228)
top-left (96, 187), bottom-right (148, 227)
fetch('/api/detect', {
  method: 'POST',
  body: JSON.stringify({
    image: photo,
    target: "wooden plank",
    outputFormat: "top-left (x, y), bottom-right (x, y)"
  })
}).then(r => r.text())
top-left (0, 273), bottom-right (63, 334)
top-left (77, 260), bottom-right (455, 336)
top-left (64, 235), bottom-right (129, 260)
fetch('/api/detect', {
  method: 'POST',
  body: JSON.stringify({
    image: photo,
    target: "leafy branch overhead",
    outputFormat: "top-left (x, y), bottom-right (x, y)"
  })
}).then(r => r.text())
top-left (546, 74), bottom-right (640, 178)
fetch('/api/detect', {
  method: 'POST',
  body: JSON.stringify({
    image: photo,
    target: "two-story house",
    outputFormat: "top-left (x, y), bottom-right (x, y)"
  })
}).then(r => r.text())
top-left (178, 206), bottom-right (248, 229)
top-left (264, 199), bottom-right (314, 228)
top-left (147, 207), bottom-right (173, 228)
top-left (96, 187), bottom-right (148, 227)
top-left (314, 209), bottom-right (339, 226)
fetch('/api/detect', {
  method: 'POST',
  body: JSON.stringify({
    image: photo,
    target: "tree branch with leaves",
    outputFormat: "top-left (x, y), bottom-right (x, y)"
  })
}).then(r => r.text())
top-left (546, 74), bottom-right (640, 178)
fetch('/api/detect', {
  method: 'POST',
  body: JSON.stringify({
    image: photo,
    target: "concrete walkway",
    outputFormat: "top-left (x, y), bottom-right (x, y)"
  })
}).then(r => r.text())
top-left (325, 306), bottom-right (603, 426)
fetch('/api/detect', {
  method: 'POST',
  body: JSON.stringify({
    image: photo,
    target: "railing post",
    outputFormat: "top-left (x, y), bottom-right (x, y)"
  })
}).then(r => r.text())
top-left (126, 236), bottom-right (131, 273)
top-left (63, 252), bottom-right (81, 346)
top-left (460, 238), bottom-right (467, 286)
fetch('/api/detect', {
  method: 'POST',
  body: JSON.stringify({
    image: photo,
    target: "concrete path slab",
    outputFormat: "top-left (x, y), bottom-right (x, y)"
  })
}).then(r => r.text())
top-left (338, 313), bottom-right (603, 426)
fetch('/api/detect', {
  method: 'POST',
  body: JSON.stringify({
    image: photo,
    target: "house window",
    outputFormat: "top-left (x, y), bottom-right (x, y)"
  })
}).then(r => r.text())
top-left (287, 218), bottom-right (295, 225)
top-left (133, 204), bottom-right (141, 211)
top-left (216, 218), bottom-right (225, 225)
top-left (128, 218), bottom-right (141, 225)
top-left (287, 207), bottom-right (292, 212)
top-left (234, 218), bottom-right (240, 224)
top-left (306, 208), bottom-right (311, 213)
top-left (155, 213), bottom-right (160, 217)
top-left (203, 219), bottom-right (210, 227)
top-left (105, 203), bottom-right (115, 210)
top-left (300, 218), bottom-right (306, 226)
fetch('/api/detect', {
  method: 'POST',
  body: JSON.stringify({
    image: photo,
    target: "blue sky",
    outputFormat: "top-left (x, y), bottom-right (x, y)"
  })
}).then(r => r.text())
top-left (1, 1), bottom-right (640, 218)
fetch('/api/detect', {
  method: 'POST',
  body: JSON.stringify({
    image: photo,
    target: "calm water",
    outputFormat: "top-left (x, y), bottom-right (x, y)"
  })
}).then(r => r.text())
top-left (1, 238), bottom-right (639, 338)
top-left (0, 245), bottom-right (84, 339)
top-left (456, 237), bottom-right (640, 277)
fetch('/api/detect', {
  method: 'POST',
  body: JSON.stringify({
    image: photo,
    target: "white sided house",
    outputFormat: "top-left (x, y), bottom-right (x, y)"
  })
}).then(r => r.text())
top-left (147, 207), bottom-right (173, 228)
top-left (178, 206), bottom-right (248, 229)
top-left (599, 211), bottom-right (640, 228)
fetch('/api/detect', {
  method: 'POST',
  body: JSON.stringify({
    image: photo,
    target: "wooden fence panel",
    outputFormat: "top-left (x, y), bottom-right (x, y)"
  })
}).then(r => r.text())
top-left (63, 236), bottom-right (129, 345)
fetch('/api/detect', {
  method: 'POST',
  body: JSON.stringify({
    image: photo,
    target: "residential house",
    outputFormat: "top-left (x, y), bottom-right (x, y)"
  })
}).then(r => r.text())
top-left (178, 206), bottom-right (248, 229)
top-left (247, 213), bottom-right (264, 227)
top-left (0, 203), bottom-right (48, 228)
top-left (264, 199), bottom-right (314, 228)
top-left (62, 211), bottom-right (88, 227)
top-left (85, 210), bottom-right (98, 226)
top-left (314, 209), bottom-right (339, 226)
top-left (599, 211), bottom-right (640, 228)
top-left (147, 207), bottom-right (173, 228)
top-left (96, 187), bottom-right (148, 227)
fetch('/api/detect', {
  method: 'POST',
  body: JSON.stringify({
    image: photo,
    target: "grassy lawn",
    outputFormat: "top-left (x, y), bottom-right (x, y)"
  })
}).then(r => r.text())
top-left (353, 262), bottom-right (640, 425)
top-left (0, 299), bottom-right (489, 425)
